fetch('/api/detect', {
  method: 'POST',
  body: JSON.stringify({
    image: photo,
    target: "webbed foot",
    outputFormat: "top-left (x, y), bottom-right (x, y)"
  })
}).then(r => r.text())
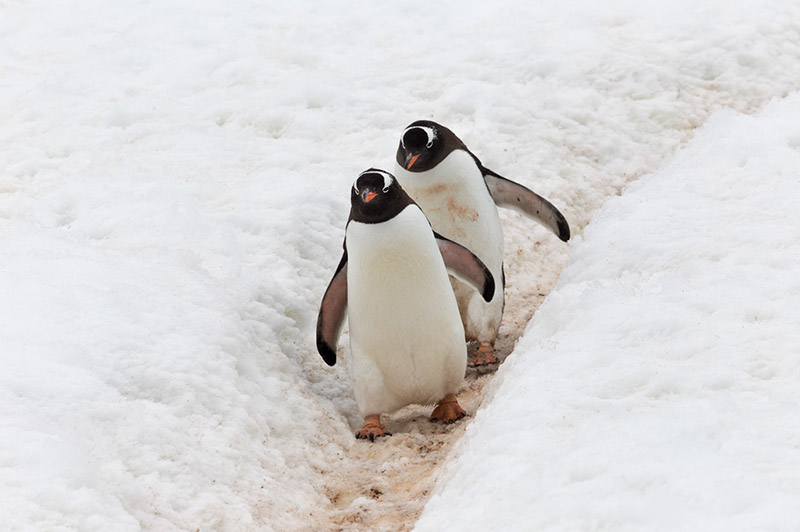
top-left (355, 414), bottom-right (391, 441)
top-left (468, 341), bottom-right (499, 368)
top-left (430, 394), bottom-right (466, 424)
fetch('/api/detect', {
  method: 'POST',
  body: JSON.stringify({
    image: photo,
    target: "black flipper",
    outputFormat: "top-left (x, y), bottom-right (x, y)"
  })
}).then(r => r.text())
top-left (434, 233), bottom-right (495, 302)
top-left (315, 249), bottom-right (348, 366)
top-left (482, 168), bottom-right (570, 242)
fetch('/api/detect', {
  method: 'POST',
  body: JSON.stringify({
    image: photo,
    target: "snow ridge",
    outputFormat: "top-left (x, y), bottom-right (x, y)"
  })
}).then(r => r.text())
top-left (416, 94), bottom-right (800, 532)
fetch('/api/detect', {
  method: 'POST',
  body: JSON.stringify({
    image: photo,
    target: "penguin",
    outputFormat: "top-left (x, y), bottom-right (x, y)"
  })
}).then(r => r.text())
top-left (316, 168), bottom-right (495, 441)
top-left (394, 120), bottom-right (570, 368)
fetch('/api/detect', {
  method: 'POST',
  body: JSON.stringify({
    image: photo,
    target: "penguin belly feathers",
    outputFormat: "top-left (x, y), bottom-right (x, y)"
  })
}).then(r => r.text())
top-left (316, 169), bottom-right (495, 440)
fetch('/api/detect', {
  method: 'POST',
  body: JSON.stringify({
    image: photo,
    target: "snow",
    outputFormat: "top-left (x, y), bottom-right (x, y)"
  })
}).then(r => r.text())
top-left (415, 93), bottom-right (800, 531)
top-left (1, 0), bottom-right (799, 529)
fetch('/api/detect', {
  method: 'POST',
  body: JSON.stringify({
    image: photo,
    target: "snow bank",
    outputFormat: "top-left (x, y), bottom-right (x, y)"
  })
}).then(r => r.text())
top-left (1, 0), bottom-right (799, 529)
top-left (415, 93), bottom-right (800, 531)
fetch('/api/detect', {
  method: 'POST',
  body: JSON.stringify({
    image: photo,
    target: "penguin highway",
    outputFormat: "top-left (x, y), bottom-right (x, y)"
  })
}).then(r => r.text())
top-left (316, 169), bottom-right (495, 441)
top-left (394, 120), bottom-right (570, 368)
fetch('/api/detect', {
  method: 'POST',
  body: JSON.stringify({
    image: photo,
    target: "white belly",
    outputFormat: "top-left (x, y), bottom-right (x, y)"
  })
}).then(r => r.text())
top-left (394, 150), bottom-right (505, 342)
top-left (346, 206), bottom-right (466, 416)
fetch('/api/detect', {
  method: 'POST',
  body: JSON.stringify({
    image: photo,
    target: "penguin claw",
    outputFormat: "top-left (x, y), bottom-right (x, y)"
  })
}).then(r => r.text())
top-left (355, 417), bottom-right (390, 441)
top-left (355, 428), bottom-right (390, 441)
top-left (468, 342), bottom-right (499, 369)
top-left (431, 412), bottom-right (466, 424)
top-left (430, 394), bottom-right (466, 424)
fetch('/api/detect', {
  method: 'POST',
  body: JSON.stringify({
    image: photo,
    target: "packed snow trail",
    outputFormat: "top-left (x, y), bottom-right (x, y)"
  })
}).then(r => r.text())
top-left (1, 1), bottom-right (799, 530)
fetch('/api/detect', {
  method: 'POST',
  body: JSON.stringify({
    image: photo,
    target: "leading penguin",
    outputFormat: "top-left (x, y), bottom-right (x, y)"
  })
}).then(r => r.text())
top-left (394, 120), bottom-right (570, 368)
top-left (316, 169), bottom-right (495, 441)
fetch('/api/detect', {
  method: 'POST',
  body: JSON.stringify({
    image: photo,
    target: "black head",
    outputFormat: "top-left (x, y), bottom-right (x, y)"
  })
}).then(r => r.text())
top-left (350, 169), bottom-right (415, 224)
top-left (395, 120), bottom-right (467, 173)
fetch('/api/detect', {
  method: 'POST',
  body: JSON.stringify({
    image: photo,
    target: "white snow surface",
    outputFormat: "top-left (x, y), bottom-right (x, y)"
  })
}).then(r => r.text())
top-left (416, 94), bottom-right (800, 531)
top-left (1, 0), bottom-right (799, 530)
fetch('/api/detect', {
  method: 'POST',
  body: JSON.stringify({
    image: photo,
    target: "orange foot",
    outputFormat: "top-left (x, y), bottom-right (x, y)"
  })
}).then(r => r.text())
top-left (468, 341), bottom-right (499, 368)
top-left (430, 394), bottom-right (466, 424)
top-left (355, 414), bottom-right (391, 442)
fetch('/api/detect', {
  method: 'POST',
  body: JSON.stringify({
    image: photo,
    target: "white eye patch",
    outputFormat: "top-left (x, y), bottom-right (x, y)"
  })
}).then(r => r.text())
top-left (355, 169), bottom-right (394, 193)
top-left (401, 126), bottom-right (436, 149)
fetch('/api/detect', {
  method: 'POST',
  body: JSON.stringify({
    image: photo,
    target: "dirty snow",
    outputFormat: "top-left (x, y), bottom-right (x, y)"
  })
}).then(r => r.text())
top-left (1, 0), bottom-right (799, 530)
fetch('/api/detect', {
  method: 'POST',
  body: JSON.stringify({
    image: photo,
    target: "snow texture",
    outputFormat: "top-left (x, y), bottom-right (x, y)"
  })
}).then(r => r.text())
top-left (1, 0), bottom-right (799, 529)
top-left (416, 93), bottom-right (800, 532)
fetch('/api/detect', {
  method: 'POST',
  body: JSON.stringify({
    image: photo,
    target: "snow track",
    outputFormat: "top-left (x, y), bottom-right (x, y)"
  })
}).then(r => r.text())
top-left (1, 1), bottom-right (799, 530)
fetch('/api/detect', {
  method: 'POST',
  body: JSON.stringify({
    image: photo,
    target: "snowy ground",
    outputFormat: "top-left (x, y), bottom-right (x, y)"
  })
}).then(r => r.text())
top-left (416, 93), bottom-right (800, 532)
top-left (1, 1), bottom-right (799, 530)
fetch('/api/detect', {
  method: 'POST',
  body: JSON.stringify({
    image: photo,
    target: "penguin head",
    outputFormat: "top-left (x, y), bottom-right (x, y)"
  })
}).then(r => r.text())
top-left (350, 169), bottom-right (414, 224)
top-left (396, 120), bottom-right (466, 173)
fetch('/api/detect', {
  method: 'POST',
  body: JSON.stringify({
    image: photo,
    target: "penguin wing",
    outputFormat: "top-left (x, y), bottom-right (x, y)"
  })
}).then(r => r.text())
top-left (434, 233), bottom-right (495, 302)
top-left (315, 250), bottom-right (348, 366)
top-left (482, 169), bottom-right (571, 242)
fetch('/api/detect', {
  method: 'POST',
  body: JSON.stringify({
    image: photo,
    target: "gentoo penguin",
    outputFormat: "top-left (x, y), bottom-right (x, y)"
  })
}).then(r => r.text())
top-left (394, 120), bottom-right (570, 367)
top-left (316, 169), bottom-right (495, 441)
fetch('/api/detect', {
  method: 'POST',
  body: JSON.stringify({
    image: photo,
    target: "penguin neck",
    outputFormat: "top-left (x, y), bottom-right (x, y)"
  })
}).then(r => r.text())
top-left (394, 149), bottom-right (502, 248)
top-left (396, 149), bottom-right (485, 194)
top-left (345, 206), bottom-right (442, 286)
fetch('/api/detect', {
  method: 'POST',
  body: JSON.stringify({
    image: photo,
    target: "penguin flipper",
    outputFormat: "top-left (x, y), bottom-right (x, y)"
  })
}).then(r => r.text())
top-left (483, 169), bottom-right (571, 242)
top-left (434, 233), bottom-right (495, 302)
top-left (316, 250), bottom-right (348, 366)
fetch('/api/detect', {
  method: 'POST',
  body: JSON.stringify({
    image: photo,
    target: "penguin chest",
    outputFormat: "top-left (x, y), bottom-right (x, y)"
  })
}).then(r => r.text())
top-left (395, 150), bottom-right (503, 268)
top-left (345, 208), bottom-right (465, 397)
top-left (417, 183), bottom-right (481, 240)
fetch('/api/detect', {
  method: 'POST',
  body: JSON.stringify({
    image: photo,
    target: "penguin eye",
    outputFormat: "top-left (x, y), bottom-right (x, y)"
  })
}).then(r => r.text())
top-left (426, 140), bottom-right (433, 149)
top-left (382, 186), bottom-right (390, 193)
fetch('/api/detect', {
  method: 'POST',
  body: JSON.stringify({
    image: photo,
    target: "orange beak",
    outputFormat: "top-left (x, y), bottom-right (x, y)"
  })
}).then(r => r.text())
top-left (405, 153), bottom-right (421, 170)
top-left (362, 191), bottom-right (378, 203)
